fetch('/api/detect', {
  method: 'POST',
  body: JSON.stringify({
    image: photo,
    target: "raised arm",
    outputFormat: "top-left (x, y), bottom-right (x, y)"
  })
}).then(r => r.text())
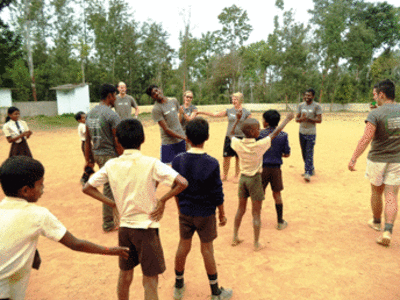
top-left (268, 113), bottom-right (294, 141)
top-left (59, 231), bottom-right (129, 258)
top-left (197, 110), bottom-right (227, 118)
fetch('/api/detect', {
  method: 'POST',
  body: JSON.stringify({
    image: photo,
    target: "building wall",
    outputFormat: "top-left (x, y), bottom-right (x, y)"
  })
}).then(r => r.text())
top-left (57, 85), bottom-right (90, 115)
top-left (0, 89), bottom-right (12, 108)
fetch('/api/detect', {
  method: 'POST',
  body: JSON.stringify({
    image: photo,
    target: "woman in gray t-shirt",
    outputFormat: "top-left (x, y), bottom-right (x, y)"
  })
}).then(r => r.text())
top-left (197, 92), bottom-right (251, 181)
top-left (180, 91), bottom-right (198, 130)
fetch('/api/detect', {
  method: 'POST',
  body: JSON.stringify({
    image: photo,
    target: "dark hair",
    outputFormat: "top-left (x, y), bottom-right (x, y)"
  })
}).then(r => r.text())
top-left (100, 84), bottom-right (117, 100)
top-left (376, 79), bottom-right (395, 100)
top-left (145, 85), bottom-right (158, 97)
top-left (6, 106), bottom-right (20, 122)
top-left (74, 111), bottom-right (85, 121)
top-left (306, 88), bottom-right (316, 97)
top-left (116, 119), bottom-right (145, 149)
top-left (0, 156), bottom-right (44, 197)
top-left (186, 117), bottom-right (209, 146)
top-left (263, 110), bottom-right (281, 127)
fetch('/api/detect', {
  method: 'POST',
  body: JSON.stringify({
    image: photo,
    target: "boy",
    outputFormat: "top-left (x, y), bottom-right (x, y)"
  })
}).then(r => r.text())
top-left (83, 119), bottom-right (188, 300)
top-left (230, 111), bottom-right (294, 251)
top-left (75, 111), bottom-right (94, 185)
top-left (0, 156), bottom-right (129, 300)
top-left (259, 110), bottom-right (291, 230)
top-left (171, 118), bottom-right (232, 300)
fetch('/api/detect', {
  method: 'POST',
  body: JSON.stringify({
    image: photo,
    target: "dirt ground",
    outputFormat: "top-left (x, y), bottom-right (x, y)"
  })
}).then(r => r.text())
top-left (2, 112), bottom-right (400, 300)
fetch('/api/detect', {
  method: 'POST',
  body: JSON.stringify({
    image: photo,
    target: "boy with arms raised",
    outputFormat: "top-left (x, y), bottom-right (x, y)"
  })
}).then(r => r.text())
top-left (0, 156), bottom-right (129, 300)
top-left (83, 119), bottom-right (188, 300)
top-left (230, 111), bottom-right (294, 251)
top-left (171, 118), bottom-right (232, 300)
top-left (259, 110), bottom-right (291, 230)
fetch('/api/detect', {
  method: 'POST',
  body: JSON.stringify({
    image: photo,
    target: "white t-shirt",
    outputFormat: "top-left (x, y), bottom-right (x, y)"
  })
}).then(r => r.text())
top-left (2, 120), bottom-right (30, 143)
top-left (88, 149), bottom-right (179, 229)
top-left (231, 136), bottom-right (272, 176)
top-left (78, 123), bottom-right (86, 141)
top-left (0, 197), bottom-right (67, 300)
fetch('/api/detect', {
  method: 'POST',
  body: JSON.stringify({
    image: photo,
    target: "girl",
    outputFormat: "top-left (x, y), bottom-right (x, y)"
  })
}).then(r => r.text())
top-left (197, 92), bottom-right (251, 182)
top-left (3, 106), bottom-right (33, 157)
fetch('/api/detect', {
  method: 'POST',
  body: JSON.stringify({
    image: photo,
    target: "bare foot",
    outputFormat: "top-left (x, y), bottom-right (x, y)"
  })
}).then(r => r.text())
top-left (231, 176), bottom-right (239, 184)
top-left (222, 176), bottom-right (228, 182)
top-left (231, 239), bottom-right (244, 246)
top-left (254, 243), bottom-right (266, 251)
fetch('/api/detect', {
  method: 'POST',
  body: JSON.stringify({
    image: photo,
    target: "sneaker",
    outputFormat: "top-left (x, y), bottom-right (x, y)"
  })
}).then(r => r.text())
top-left (276, 220), bottom-right (288, 230)
top-left (304, 173), bottom-right (311, 182)
top-left (376, 231), bottom-right (391, 246)
top-left (211, 287), bottom-right (233, 300)
top-left (368, 219), bottom-right (381, 231)
top-left (302, 170), bottom-right (315, 177)
top-left (173, 284), bottom-right (185, 300)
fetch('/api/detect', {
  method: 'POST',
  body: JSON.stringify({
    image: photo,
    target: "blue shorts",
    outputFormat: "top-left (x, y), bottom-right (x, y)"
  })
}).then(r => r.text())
top-left (161, 140), bottom-right (186, 164)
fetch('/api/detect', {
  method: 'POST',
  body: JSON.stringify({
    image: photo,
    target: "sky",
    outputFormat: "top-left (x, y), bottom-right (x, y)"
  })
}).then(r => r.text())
top-left (125, 0), bottom-right (399, 52)
top-left (1, 0), bottom-right (398, 53)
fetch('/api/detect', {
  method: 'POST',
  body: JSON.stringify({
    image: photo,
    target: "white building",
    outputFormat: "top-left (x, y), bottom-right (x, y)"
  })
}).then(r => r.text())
top-left (50, 84), bottom-right (90, 115)
top-left (0, 88), bottom-right (12, 108)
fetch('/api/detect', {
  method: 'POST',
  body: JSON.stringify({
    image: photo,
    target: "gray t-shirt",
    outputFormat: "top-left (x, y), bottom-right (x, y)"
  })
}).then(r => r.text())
top-left (366, 103), bottom-right (400, 163)
top-left (86, 104), bottom-right (121, 156)
top-left (181, 104), bottom-right (197, 130)
top-left (152, 98), bottom-right (185, 145)
top-left (114, 95), bottom-right (138, 120)
top-left (225, 107), bottom-right (251, 137)
top-left (297, 102), bottom-right (322, 135)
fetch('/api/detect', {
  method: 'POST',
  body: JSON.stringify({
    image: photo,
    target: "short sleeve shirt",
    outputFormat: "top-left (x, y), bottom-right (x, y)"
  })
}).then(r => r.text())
top-left (78, 123), bottom-right (86, 141)
top-left (366, 103), bottom-right (400, 163)
top-left (0, 197), bottom-right (67, 280)
top-left (181, 104), bottom-right (198, 129)
top-left (86, 104), bottom-right (121, 156)
top-left (114, 95), bottom-right (138, 120)
top-left (152, 98), bottom-right (185, 145)
top-left (2, 120), bottom-right (30, 143)
top-left (231, 136), bottom-right (272, 176)
top-left (88, 149), bottom-right (179, 228)
top-left (225, 108), bottom-right (251, 137)
top-left (297, 102), bottom-right (322, 135)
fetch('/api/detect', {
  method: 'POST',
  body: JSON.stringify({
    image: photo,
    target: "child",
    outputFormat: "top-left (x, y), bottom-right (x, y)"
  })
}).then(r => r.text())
top-left (259, 110), bottom-right (291, 230)
top-left (82, 118), bottom-right (188, 300)
top-left (2, 107), bottom-right (33, 158)
top-left (171, 118), bottom-right (232, 300)
top-left (230, 111), bottom-right (294, 251)
top-left (74, 111), bottom-right (94, 185)
top-left (0, 156), bottom-right (129, 300)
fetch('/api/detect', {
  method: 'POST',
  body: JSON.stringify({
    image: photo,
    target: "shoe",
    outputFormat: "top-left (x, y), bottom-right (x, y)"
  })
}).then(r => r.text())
top-left (368, 219), bottom-right (381, 231)
top-left (173, 284), bottom-right (185, 300)
top-left (376, 231), bottom-right (391, 246)
top-left (211, 287), bottom-right (233, 300)
top-left (302, 170), bottom-right (315, 177)
top-left (276, 220), bottom-right (288, 230)
top-left (304, 173), bottom-right (311, 182)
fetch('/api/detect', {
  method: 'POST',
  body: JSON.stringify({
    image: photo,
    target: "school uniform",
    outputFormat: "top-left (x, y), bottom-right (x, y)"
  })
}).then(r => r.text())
top-left (2, 120), bottom-right (32, 158)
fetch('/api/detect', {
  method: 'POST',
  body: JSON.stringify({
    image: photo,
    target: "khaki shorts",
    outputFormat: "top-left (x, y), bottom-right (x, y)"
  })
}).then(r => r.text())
top-left (118, 227), bottom-right (166, 277)
top-left (179, 214), bottom-right (217, 243)
top-left (365, 159), bottom-right (400, 186)
top-left (238, 173), bottom-right (265, 201)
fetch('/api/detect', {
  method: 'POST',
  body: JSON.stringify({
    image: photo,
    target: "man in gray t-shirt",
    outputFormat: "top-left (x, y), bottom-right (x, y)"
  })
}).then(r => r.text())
top-left (349, 79), bottom-right (400, 247)
top-left (115, 82), bottom-right (139, 119)
top-left (147, 85), bottom-right (186, 164)
top-left (295, 89), bottom-right (322, 182)
top-left (85, 83), bottom-right (122, 232)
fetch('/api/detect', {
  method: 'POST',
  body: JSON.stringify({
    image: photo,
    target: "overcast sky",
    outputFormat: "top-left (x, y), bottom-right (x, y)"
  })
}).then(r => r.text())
top-left (1, 0), bottom-right (398, 52)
